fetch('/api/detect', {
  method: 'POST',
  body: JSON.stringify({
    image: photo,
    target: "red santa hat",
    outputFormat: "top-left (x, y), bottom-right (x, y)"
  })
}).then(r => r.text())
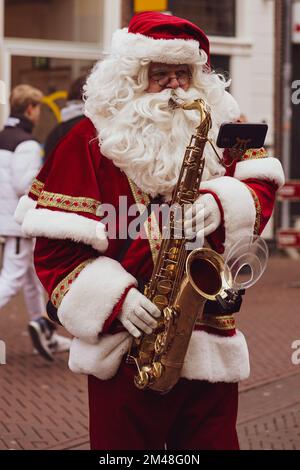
top-left (111, 11), bottom-right (210, 65)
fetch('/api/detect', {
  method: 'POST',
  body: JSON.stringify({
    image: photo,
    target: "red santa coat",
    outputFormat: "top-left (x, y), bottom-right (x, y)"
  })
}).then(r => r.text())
top-left (16, 117), bottom-right (284, 383)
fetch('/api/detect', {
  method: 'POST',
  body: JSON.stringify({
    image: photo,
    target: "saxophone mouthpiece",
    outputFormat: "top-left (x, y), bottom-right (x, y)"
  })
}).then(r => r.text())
top-left (168, 90), bottom-right (185, 110)
top-left (168, 90), bottom-right (208, 117)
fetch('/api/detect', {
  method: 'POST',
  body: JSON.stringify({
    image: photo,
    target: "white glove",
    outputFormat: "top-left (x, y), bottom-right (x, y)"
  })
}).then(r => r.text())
top-left (119, 288), bottom-right (161, 338)
top-left (184, 193), bottom-right (221, 240)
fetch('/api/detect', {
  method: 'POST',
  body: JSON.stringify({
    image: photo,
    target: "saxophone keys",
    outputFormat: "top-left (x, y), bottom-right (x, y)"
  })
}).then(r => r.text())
top-left (157, 279), bottom-right (173, 294)
top-left (153, 294), bottom-right (168, 309)
top-left (134, 370), bottom-right (149, 389)
top-left (165, 263), bottom-right (176, 278)
top-left (168, 246), bottom-right (179, 260)
top-left (152, 362), bottom-right (163, 379)
top-left (163, 306), bottom-right (173, 321)
top-left (185, 189), bottom-right (194, 198)
top-left (154, 333), bottom-right (166, 353)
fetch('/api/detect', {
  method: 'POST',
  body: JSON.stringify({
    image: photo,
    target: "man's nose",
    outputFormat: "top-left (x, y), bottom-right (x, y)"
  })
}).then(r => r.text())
top-left (166, 76), bottom-right (180, 89)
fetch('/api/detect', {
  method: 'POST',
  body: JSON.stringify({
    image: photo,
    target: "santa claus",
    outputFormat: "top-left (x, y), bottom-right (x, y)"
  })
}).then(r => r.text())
top-left (16, 12), bottom-right (284, 450)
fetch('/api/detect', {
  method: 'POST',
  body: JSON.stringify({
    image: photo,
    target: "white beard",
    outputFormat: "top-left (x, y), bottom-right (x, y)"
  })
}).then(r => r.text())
top-left (96, 86), bottom-right (237, 199)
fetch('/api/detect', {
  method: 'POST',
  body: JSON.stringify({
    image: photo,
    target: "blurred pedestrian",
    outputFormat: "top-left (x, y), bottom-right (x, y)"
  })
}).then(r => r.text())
top-left (44, 75), bottom-right (86, 161)
top-left (0, 84), bottom-right (70, 361)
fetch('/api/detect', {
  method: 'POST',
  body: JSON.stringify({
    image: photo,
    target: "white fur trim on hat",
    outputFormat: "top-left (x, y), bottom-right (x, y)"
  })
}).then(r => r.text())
top-left (14, 195), bottom-right (37, 225)
top-left (181, 329), bottom-right (250, 382)
top-left (201, 176), bottom-right (256, 255)
top-left (58, 256), bottom-right (137, 344)
top-left (111, 28), bottom-right (202, 64)
top-left (20, 207), bottom-right (108, 252)
top-left (68, 332), bottom-right (132, 380)
top-left (234, 157), bottom-right (285, 188)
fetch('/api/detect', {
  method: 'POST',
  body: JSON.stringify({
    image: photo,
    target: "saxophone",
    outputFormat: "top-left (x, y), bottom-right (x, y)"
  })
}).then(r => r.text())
top-left (128, 91), bottom-right (231, 393)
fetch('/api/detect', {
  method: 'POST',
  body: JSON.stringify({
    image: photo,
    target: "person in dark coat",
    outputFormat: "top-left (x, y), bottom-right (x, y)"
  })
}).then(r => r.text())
top-left (44, 76), bottom-right (86, 161)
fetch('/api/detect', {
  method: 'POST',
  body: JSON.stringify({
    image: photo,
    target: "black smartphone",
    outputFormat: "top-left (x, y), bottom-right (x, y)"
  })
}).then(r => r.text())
top-left (216, 123), bottom-right (268, 149)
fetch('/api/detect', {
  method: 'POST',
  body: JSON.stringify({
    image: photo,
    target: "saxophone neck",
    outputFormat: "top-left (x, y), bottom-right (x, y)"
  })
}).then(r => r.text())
top-left (168, 91), bottom-right (211, 135)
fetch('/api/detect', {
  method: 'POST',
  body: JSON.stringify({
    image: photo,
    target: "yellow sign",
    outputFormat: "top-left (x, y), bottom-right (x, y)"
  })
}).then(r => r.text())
top-left (134, 0), bottom-right (167, 12)
top-left (42, 90), bottom-right (68, 122)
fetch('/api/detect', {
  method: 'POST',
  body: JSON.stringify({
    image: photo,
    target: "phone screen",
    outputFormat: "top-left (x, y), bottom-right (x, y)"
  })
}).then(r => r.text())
top-left (216, 123), bottom-right (268, 149)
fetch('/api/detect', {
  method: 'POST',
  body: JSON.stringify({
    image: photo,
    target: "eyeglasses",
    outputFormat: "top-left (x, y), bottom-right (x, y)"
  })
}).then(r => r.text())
top-left (149, 67), bottom-right (192, 87)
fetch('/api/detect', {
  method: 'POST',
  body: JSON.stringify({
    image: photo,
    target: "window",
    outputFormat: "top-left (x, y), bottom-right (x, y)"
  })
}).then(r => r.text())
top-left (11, 55), bottom-right (94, 142)
top-left (169, 0), bottom-right (236, 37)
top-left (210, 55), bottom-right (230, 75)
top-left (5, 0), bottom-right (103, 43)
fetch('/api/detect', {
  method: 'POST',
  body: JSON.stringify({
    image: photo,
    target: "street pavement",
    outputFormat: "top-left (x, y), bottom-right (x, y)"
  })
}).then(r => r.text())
top-left (0, 254), bottom-right (299, 450)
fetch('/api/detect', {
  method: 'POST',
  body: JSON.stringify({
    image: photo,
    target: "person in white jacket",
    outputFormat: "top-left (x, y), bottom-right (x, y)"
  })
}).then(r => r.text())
top-left (0, 84), bottom-right (70, 361)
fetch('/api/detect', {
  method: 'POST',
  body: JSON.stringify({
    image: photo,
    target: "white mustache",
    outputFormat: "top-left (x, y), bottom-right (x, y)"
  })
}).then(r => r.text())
top-left (130, 87), bottom-right (202, 127)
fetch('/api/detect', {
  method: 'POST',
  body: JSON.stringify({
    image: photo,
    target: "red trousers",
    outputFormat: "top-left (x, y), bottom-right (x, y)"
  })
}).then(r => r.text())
top-left (88, 362), bottom-right (239, 450)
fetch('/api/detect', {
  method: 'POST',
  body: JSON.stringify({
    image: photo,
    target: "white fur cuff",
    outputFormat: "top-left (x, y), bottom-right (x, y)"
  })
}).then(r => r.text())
top-left (234, 157), bottom-right (285, 188)
top-left (201, 176), bottom-right (256, 255)
top-left (14, 195), bottom-right (37, 225)
top-left (69, 332), bottom-right (132, 380)
top-left (181, 329), bottom-right (250, 382)
top-left (58, 256), bottom-right (137, 344)
top-left (69, 328), bottom-right (249, 383)
top-left (21, 207), bottom-right (108, 252)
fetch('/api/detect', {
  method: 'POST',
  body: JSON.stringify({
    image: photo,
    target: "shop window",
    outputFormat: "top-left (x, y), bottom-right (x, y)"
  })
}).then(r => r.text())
top-left (5, 0), bottom-right (103, 43)
top-left (169, 0), bottom-right (236, 37)
top-left (210, 55), bottom-right (231, 94)
top-left (210, 54), bottom-right (230, 77)
top-left (131, 0), bottom-right (236, 37)
top-left (11, 55), bottom-right (94, 142)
